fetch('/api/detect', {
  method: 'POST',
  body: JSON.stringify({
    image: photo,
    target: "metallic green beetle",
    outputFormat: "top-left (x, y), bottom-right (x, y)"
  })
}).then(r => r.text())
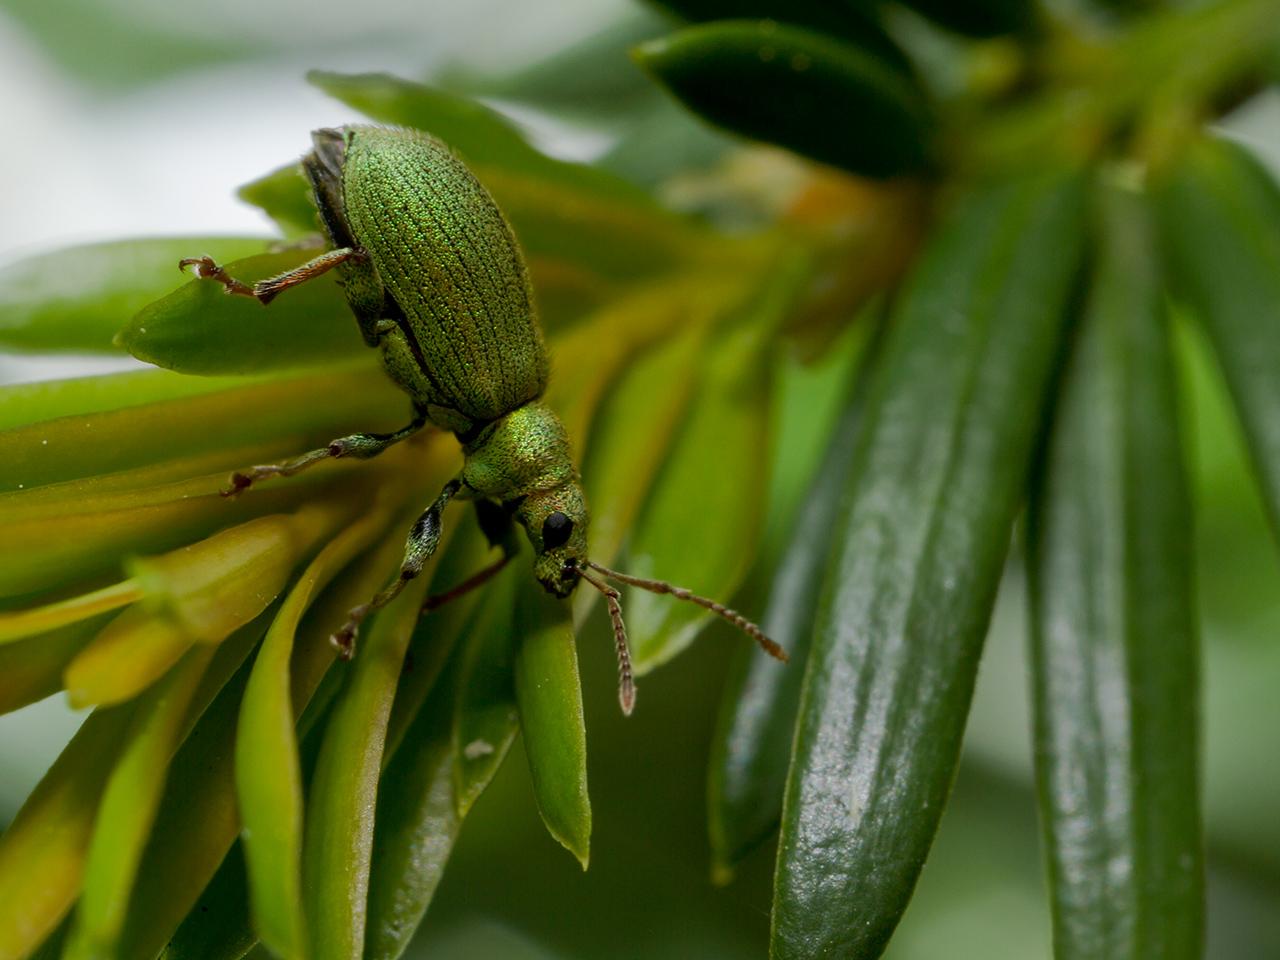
top-left (182, 124), bottom-right (783, 713)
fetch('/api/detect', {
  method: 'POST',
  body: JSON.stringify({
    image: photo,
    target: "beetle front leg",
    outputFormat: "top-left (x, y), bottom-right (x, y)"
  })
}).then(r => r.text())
top-left (180, 246), bottom-right (364, 304)
top-left (224, 413), bottom-right (428, 496)
top-left (421, 500), bottom-right (519, 614)
top-left (332, 477), bottom-right (462, 658)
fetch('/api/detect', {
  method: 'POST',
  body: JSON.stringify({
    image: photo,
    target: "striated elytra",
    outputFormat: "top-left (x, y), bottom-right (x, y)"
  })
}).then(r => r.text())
top-left (180, 124), bottom-right (786, 714)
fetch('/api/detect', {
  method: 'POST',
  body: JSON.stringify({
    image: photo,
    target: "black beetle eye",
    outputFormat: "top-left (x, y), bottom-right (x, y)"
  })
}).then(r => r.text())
top-left (542, 511), bottom-right (573, 550)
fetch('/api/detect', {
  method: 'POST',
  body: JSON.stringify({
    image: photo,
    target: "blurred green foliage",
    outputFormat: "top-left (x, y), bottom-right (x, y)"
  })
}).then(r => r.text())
top-left (1, 0), bottom-right (1280, 958)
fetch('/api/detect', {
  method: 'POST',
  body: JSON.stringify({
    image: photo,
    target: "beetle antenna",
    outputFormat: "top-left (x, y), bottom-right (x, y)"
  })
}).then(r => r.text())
top-left (584, 560), bottom-right (787, 663)
top-left (579, 566), bottom-right (636, 715)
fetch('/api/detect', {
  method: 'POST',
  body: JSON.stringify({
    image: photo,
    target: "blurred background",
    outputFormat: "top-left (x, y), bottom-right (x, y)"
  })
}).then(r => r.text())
top-left (1, 1), bottom-right (1278, 957)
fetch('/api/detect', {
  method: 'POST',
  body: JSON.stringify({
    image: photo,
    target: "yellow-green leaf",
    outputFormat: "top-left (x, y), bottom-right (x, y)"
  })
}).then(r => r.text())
top-left (115, 533), bottom-right (409, 960)
top-left (236, 497), bottom-right (397, 960)
top-left (572, 322), bottom-right (706, 630)
top-left (0, 703), bottom-right (137, 960)
top-left (0, 620), bottom-right (101, 716)
top-left (3, 363), bottom-right (398, 493)
top-left (302, 508), bottom-right (447, 960)
top-left (624, 261), bottom-right (803, 670)
top-left (64, 645), bottom-right (219, 960)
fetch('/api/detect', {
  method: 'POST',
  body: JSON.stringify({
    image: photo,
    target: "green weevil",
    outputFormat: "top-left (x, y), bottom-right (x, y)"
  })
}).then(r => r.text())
top-left (181, 124), bottom-right (784, 713)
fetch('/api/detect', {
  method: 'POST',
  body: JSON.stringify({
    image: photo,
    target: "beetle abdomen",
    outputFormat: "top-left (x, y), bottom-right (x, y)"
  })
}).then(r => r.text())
top-left (341, 126), bottom-right (549, 425)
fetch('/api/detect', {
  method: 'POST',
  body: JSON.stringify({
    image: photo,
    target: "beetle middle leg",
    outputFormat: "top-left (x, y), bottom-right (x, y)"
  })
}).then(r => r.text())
top-left (332, 477), bottom-right (462, 658)
top-left (180, 246), bottom-right (364, 304)
top-left (224, 412), bottom-right (428, 496)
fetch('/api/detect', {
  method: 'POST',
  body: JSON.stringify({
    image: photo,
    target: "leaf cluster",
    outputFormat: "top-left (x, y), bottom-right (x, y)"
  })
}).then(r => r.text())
top-left (1, 0), bottom-right (1279, 957)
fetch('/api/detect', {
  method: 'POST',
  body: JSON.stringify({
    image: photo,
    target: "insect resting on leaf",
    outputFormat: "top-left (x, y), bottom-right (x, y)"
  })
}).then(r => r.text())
top-left (180, 124), bottom-right (786, 714)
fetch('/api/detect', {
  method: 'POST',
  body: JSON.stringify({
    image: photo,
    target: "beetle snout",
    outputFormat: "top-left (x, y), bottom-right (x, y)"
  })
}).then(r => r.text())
top-left (540, 559), bottom-right (579, 599)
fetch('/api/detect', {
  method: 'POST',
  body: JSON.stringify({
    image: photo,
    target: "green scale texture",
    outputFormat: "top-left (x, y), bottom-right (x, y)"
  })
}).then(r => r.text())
top-left (342, 126), bottom-right (549, 428)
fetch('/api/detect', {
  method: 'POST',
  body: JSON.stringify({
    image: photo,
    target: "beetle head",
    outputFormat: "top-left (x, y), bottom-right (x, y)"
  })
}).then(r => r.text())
top-left (518, 484), bottom-right (589, 599)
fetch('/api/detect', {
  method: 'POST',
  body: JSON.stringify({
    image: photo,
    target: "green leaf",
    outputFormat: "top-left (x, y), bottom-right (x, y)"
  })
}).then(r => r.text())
top-left (159, 844), bottom-right (257, 960)
top-left (514, 580), bottom-right (590, 868)
top-left (364, 619), bottom-right (492, 960)
top-left (546, 274), bottom-right (734, 448)
top-left (236, 501), bottom-right (396, 960)
top-left (1028, 181), bottom-right (1202, 959)
top-left (773, 168), bottom-right (1085, 958)
top-left (0, 237), bottom-right (268, 353)
top-left (635, 21), bottom-right (933, 179)
top-left (64, 645), bottom-right (219, 960)
top-left (302, 504), bottom-right (448, 960)
top-left (384, 526), bottom-right (494, 760)
top-left (238, 164), bottom-right (320, 238)
top-left (574, 324), bottom-right (704, 604)
top-left (0, 2), bottom-right (258, 91)
top-left (625, 259), bottom-right (804, 671)
top-left (451, 565), bottom-right (520, 816)
top-left (1156, 136), bottom-right (1280, 549)
top-left (120, 249), bottom-right (363, 375)
top-left (707, 321), bottom-right (879, 875)
top-left (647, 0), bottom-right (910, 68)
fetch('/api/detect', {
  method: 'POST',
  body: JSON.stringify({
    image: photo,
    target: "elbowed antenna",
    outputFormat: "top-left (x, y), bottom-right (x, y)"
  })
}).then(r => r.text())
top-left (577, 558), bottom-right (788, 717)
top-left (585, 560), bottom-right (788, 662)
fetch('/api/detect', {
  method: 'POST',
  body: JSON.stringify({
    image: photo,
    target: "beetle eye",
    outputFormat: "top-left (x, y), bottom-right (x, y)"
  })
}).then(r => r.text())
top-left (542, 511), bottom-right (573, 550)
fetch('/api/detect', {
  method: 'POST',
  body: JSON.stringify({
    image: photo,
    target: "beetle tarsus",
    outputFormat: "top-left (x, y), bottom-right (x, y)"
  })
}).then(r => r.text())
top-left (220, 471), bottom-right (252, 498)
top-left (179, 256), bottom-right (257, 299)
top-left (330, 622), bottom-right (359, 660)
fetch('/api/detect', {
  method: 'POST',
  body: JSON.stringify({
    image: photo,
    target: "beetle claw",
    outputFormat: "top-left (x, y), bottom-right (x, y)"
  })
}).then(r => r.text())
top-left (179, 255), bottom-right (256, 298)
top-left (220, 471), bottom-right (252, 498)
top-left (330, 627), bottom-right (356, 660)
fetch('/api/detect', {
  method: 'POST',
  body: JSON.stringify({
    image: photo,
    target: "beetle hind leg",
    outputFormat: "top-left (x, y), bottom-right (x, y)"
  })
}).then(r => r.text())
top-left (180, 246), bottom-right (363, 304)
top-left (223, 413), bottom-right (428, 496)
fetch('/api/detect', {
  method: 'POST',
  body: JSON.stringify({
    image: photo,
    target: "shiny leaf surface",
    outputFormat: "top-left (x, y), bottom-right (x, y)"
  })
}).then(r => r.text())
top-left (1029, 182), bottom-right (1202, 958)
top-left (774, 169), bottom-right (1084, 958)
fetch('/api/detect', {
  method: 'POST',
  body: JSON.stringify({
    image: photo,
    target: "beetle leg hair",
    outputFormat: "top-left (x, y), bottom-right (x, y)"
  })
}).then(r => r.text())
top-left (331, 477), bottom-right (462, 658)
top-left (179, 246), bottom-right (364, 304)
top-left (223, 413), bottom-right (428, 497)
